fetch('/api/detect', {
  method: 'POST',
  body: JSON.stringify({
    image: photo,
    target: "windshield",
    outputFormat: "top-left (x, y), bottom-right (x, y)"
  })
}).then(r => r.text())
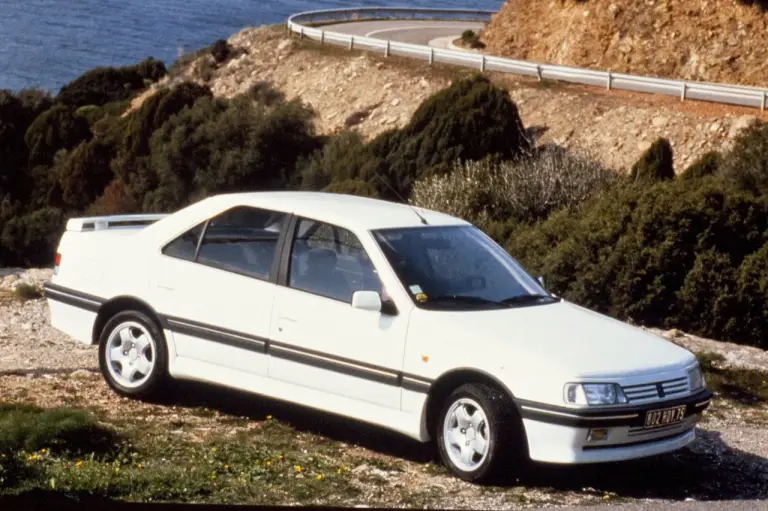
top-left (372, 225), bottom-right (554, 310)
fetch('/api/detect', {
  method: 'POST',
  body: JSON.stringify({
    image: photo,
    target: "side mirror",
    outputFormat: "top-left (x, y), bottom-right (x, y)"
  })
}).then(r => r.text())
top-left (537, 275), bottom-right (545, 288)
top-left (351, 290), bottom-right (382, 312)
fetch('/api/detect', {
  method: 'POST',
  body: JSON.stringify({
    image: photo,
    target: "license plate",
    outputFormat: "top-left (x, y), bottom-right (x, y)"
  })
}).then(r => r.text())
top-left (644, 405), bottom-right (687, 428)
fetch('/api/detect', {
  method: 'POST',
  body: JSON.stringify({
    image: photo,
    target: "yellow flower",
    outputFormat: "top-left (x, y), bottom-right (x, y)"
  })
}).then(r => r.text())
top-left (337, 468), bottom-right (342, 474)
top-left (266, 415), bottom-right (273, 420)
top-left (344, 466), bottom-right (349, 471)
top-left (40, 448), bottom-right (47, 454)
top-left (115, 467), bottom-right (120, 473)
top-left (137, 463), bottom-right (143, 469)
top-left (211, 473), bottom-right (217, 480)
top-left (265, 461), bottom-right (271, 466)
top-left (75, 461), bottom-right (83, 467)
top-left (295, 465), bottom-right (302, 473)
top-left (279, 455), bottom-right (284, 460)
top-left (224, 464), bottom-right (229, 470)
top-left (211, 447), bottom-right (217, 452)
top-left (316, 474), bottom-right (323, 480)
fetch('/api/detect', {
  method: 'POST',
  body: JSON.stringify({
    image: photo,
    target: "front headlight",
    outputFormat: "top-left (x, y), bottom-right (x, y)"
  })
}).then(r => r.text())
top-left (688, 364), bottom-right (705, 392)
top-left (563, 383), bottom-right (628, 406)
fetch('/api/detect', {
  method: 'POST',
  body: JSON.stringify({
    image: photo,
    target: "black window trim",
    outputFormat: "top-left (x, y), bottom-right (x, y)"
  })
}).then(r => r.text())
top-left (276, 214), bottom-right (398, 315)
top-left (160, 205), bottom-right (291, 285)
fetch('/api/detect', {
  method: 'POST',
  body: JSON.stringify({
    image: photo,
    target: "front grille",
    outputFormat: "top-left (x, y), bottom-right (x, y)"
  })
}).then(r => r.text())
top-left (621, 376), bottom-right (690, 403)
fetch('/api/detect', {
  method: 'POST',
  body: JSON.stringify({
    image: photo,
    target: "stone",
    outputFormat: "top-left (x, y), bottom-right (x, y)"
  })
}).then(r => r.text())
top-left (390, 98), bottom-right (401, 107)
top-left (70, 369), bottom-right (98, 380)
top-left (652, 116), bottom-right (668, 127)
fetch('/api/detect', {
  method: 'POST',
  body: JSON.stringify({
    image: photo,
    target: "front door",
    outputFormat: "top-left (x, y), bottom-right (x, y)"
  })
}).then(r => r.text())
top-left (268, 217), bottom-right (408, 410)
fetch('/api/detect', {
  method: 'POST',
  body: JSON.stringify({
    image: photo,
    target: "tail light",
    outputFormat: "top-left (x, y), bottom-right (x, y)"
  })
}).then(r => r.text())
top-left (54, 252), bottom-right (61, 275)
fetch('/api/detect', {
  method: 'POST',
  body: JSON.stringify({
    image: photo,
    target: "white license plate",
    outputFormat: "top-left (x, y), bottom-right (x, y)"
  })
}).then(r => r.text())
top-left (644, 405), bottom-right (687, 428)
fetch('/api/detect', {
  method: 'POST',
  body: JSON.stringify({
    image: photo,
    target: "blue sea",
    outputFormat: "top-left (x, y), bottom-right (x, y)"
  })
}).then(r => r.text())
top-left (0, 0), bottom-right (502, 93)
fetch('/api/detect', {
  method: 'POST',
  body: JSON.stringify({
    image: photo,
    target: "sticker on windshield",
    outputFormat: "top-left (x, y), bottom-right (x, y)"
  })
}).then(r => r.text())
top-left (409, 285), bottom-right (423, 294)
top-left (415, 293), bottom-right (428, 303)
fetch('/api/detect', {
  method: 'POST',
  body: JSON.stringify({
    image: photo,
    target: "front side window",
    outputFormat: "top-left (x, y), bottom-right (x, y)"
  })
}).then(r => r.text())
top-left (196, 206), bottom-right (287, 279)
top-left (289, 218), bottom-right (382, 302)
top-left (373, 225), bottom-right (553, 310)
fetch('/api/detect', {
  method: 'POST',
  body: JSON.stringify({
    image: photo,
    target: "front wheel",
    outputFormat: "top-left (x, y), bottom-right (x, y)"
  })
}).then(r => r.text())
top-left (98, 310), bottom-right (169, 399)
top-left (436, 383), bottom-right (526, 483)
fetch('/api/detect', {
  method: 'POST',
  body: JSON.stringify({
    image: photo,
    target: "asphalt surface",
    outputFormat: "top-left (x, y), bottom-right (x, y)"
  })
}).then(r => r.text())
top-left (310, 17), bottom-right (768, 511)
top-left (321, 20), bottom-right (485, 48)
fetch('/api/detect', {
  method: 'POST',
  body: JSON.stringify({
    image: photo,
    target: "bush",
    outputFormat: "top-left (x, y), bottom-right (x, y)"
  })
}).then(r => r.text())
top-left (210, 39), bottom-right (233, 63)
top-left (630, 137), bottom-right (674, 183)
top-left (720, 120), bottom-right (768, 195)
top-left (57, 139), bottom-right (116, 209)
top-left (507, 176), bottom-right (768, 349)
top-left (143, 95), bottom-right (319, 212)
top-left (0, 207), bottom-right (67, 266)
top-left (12, 283), bottom-right (42, 301)
top-left (135, 57), bottom-right (167, 82)
top-left (23, 104), bottom-right (91, 168)
top-left (56, 66), bottom-right (145, 108)
top-left (460, 30), bottom-right (485, 49)
top-left (681, 151), bottom-right (722, 181)
top-left (411, 147), bottom-right (617, 225)
top-left (322, 179), bottom-right (380, 198)
top-left (299, 131), bottom-right (371, 191)
top-left (87, 177), bottom-right (139, 216)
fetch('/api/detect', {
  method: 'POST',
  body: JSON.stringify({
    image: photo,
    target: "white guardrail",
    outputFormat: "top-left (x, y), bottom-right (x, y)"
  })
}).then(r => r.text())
top-left (287, 7), bottom-right (768, 111)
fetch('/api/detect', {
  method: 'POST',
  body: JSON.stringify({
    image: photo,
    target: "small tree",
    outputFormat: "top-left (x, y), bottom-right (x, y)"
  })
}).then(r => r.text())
top-left (630, 137), bottom-right (674, 184)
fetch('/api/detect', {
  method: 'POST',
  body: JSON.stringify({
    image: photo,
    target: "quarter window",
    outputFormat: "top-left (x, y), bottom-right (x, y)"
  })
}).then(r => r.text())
top-left (289, 218), bottom-right (382, 302)
top-left (196, 206), bottom-right (287, 280)
top-left (162, 222), bottom-right (204, 261)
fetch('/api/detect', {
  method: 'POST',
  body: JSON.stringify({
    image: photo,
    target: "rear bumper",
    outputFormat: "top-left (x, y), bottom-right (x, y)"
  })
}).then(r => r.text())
top-left (517, 389), bottom-right (712, 464)
top-left (43, 281), bottom-right (102, 345)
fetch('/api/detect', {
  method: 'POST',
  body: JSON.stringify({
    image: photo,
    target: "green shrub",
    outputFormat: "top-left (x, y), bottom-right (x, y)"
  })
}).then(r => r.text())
top-left (680, 151), bottom-right (722, 181)
top-left (0, 207), bottom-right (67, 266)
top-left (322, 179), bottom-right (380, 198)
top-left (508, 177), bottom-right (768, 348)
top-left (56, 67), bottom-right (144, 108)
top-left (12, 283), bottom-right (42, 301)
top-left (144, 95), bottom-right (319, 212)
top-left (720, 119), bottom-right (768, 195)
top-left (210, 39), bottom-right (233, 63)
top-left (630, 137), bottom-right (674, 183)
top-left (135, 56), bottom-right (167, 82)
top-left (57, 139), bottom-right (116, 209)
top-left (411, 147), bottom-right (616, 225)
top-left (299, 131), bottom-right (371, 191)
top-left (87, 177), bottom-right (139, 216)
top-left (460, 30), bottom-right (485, 49)
top-left (24, 104), bottom-right (91, 168)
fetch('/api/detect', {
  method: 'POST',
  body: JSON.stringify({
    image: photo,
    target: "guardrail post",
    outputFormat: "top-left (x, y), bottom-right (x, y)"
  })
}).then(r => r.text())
top-left (429, 48), bottom-right (434, 65)
top-left (680, 82), bottom-right (687, 101)
top-left (300, 27), bottom-right (304, 39)
top-left (349, 36), bottom-right (354, 50)
top-left (762, 92), bottom-right (766, 112)
top-left (607, 71), bottom-right (612, 90)
top-left (481, 56), bottom-right (486, 72)
top-left (536, 65), bottom-right (542, 82)
top-left (320, 30), bottom-right (325, 45)
top-left (385, 40), bottom-right (390, 57)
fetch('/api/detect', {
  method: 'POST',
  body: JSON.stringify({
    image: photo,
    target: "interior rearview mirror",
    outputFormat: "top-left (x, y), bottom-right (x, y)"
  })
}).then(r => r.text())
top-left (351, 290), bottom-right (382, 313)
top-left (537, 275), bottom-right (545, 288)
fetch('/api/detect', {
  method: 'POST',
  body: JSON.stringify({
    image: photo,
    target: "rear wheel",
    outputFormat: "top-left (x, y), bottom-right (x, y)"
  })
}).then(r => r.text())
top-left (98, 310), bottom-right (168, 398)
top-left (436, 383), bottom-right (526, 483)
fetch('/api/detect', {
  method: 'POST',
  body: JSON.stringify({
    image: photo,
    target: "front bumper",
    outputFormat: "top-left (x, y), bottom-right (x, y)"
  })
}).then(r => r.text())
top-left (516, 389), bottom-right (712, 464)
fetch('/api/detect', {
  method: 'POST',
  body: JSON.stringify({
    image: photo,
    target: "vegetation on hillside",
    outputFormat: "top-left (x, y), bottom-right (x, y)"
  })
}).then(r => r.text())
top-left (1, 50), bottom-right (767, 350)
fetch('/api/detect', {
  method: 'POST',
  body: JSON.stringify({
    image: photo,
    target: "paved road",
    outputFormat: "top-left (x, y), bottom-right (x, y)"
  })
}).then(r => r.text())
top-left (321, 20), bottom-right (484, 49)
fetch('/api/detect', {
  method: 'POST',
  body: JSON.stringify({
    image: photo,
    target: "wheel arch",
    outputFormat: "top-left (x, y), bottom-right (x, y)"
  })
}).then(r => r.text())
top-left (424, 367), bottom-right (521, 440)
top-left (92, 295), bottom-right (165, 345)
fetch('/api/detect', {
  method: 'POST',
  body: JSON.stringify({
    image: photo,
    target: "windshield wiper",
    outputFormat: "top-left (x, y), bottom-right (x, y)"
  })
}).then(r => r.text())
top-left (500, 294), bottom-right (557, 306)
top-left (426, 295), bottom-right (510, 308)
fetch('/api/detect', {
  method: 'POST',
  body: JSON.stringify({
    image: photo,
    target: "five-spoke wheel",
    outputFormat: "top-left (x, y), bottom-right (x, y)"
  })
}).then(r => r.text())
top-left (436, 383), bottom-right (526, 483)
top-left (98, 310), bottom-right (168, 398)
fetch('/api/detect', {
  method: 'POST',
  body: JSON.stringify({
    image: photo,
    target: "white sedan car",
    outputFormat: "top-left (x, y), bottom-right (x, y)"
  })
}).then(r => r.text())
top-left (43, 191), bottom-right (712, 482)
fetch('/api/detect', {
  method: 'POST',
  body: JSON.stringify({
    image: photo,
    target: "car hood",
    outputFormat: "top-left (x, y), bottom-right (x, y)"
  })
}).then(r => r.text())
top-left (429, 299), bottom-right (696, 378)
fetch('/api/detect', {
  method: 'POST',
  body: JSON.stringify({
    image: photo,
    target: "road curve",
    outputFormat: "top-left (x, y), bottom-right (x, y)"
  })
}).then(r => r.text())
top-left (320, 20), bottom-right (485, 48)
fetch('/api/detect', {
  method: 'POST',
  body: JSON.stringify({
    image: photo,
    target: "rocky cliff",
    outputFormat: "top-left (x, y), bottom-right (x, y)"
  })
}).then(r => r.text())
top-left (481, 0), bottom-right (768, 87)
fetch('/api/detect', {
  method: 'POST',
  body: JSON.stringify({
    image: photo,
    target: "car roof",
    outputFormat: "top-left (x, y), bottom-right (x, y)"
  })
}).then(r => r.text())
top-left (201, 191), bottom-right (469, 231)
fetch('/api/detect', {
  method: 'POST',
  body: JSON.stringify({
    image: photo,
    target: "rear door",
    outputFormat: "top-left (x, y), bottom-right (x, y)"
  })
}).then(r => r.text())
top-left (268, 216), bottom-right (409, 410)
top-left (149, 205), bottom-right (288, 376)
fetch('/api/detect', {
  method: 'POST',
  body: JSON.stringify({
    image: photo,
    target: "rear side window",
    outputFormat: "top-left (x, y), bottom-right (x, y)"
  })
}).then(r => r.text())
top-left (197, 206), bottom-right (287, 280)
top-left (162, 222), bottom-right (204, 261)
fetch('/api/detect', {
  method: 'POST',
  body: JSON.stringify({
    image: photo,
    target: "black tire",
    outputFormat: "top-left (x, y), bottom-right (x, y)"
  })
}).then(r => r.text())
top-left (436, 383), bottom-right (527, 483)
top-left (98, 310), bottom-right (169, 399)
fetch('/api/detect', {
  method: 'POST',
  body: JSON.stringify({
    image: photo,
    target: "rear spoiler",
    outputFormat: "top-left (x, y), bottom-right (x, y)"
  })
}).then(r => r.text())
top-left (66, 214), bottom-right (168, 232)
